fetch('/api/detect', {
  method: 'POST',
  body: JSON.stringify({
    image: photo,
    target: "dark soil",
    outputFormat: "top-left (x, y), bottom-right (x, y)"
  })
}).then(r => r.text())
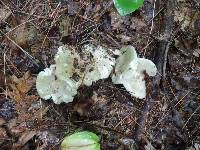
top-left (0, 0), bottom-right (199, 150)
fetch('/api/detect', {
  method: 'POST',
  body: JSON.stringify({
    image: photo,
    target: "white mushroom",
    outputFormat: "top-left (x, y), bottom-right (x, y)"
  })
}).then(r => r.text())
top-left (36, 44), bottom-right (116, 104)
top-left (36, 65), bottom-right (78, 104)
top-left (55, 46), bottom-right (78, 82)
top-left (83, 45), bottom-right (116, 86)
top-left (112, 46), bottom-right (157, 99)
top-left (36, 44), bottom-right (157, 104)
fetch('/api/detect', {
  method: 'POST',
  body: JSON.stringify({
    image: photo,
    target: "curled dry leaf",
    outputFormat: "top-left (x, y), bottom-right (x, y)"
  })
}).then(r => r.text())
top-left (11, 24), bottom-right (38, 48)
top-left (8, 71), bottom-right (39, 122)
top-left (9, 71), bottom-right (36, 101)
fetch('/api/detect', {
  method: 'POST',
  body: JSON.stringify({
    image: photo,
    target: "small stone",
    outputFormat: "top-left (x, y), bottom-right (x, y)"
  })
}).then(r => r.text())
top-left (0, 98), bottom-right (15, 120)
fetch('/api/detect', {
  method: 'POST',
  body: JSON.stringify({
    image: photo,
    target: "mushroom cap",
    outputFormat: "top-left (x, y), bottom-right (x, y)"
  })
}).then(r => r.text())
top-left (112, 45), bottom-right (157, 99)
top-left (36, 64), bottom-right (78, 104)
top-left (137, 58), bottom-right (157, 76)
top-left (83, 45), bottom-right (116, 86)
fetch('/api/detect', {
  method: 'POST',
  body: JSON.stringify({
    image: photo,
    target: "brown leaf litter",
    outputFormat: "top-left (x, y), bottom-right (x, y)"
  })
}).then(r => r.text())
top-left (8, 71), bottom-right (40, 122)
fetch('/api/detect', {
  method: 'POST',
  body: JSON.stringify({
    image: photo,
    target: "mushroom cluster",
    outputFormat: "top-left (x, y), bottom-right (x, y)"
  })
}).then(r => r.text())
top-left (36, 45), bottom-right (115, 104)
top-left (36, 44), bottom-right (157, 104)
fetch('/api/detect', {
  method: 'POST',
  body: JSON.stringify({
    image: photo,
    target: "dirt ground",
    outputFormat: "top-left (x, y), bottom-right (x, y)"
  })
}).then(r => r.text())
top-left (0, 0), bottom-right (200, 150)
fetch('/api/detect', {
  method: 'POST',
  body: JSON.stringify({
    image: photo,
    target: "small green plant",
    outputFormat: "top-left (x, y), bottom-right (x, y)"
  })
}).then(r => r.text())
top-left (61, 131), bottom-right (100, 150)
top-left (113, 0), bottom-right (144, 16)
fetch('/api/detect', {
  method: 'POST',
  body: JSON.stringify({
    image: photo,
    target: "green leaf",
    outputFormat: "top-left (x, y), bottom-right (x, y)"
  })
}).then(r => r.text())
top-left (61, 131), bottom-right (100, 150)
top-left (113, 0), bottom-right (144, 16)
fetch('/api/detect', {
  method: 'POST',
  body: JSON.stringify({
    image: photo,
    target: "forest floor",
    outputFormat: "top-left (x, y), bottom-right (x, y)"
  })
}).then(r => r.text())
top-left (0, 0), bottom-right (200, 149)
